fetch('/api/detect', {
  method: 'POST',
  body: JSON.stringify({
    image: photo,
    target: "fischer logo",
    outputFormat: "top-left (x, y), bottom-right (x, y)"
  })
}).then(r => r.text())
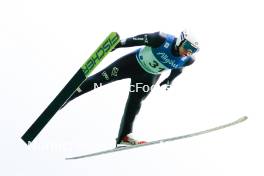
top-left (156, 52), bottom-right (178, 68)
top-left (82, 33), bottom-right (119, 76)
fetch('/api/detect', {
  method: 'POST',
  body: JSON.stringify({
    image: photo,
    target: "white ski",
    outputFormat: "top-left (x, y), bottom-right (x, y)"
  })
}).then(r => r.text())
top-left (66, 116), bottom-right (248, 160)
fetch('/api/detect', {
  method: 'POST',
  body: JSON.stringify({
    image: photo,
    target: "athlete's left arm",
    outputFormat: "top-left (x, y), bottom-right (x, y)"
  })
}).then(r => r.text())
top-left (160, 69), bottom-right (182, 88)
top-left (160, 57), bottom-right (196, 88)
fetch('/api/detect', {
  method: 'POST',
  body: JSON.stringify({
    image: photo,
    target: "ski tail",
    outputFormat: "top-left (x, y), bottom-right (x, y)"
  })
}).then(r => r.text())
top-left (21, 32), bottom-right (120, 144)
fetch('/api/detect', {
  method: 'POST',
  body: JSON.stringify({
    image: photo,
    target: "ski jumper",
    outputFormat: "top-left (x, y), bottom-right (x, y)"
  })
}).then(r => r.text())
top-left (65, 32), bottom-right (195, 144)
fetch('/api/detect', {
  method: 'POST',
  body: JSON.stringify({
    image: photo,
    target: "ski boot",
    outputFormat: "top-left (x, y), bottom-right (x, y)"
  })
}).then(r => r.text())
top-left (116, 133), bottom-right (147, 148)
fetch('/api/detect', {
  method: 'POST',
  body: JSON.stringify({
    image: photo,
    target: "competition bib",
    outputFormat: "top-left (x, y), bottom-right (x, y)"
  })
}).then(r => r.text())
top-left (136, 47), bottom-right (167, 74)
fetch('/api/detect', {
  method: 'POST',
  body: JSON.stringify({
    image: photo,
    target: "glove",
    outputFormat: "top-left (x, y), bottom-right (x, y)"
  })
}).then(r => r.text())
top-left (159, 78), bottom-right (172, 90)
top-left (111, 40), bottom-right (122, 52)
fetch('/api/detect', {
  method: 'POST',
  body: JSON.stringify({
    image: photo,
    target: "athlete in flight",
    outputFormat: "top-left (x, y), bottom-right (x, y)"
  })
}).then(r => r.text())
top-left (62, 30), bottom-right (200, 147)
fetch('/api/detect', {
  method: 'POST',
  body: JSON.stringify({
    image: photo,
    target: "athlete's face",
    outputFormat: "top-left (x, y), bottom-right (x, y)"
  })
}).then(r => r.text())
top-left (178, 45), bottom-right (193, 57)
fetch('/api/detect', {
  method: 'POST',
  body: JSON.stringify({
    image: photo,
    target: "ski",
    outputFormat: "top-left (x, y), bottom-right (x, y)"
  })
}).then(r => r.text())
top-left (21, 32), bottom-right (120, 144)
top-left (66, 116), bottom-right (248, 160)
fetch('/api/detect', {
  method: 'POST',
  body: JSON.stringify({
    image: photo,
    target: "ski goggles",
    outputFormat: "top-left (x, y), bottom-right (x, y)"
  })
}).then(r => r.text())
top-left (181, 40), bottom-right (199, 54)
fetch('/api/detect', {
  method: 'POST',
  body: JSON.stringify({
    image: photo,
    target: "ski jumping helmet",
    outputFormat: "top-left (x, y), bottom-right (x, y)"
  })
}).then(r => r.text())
top-left (176, 30), bottom-right (199, 54)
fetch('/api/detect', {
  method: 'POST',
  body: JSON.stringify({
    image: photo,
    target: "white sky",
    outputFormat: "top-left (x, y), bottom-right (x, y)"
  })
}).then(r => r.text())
top-left (0, 0), bottom-right (263, 175)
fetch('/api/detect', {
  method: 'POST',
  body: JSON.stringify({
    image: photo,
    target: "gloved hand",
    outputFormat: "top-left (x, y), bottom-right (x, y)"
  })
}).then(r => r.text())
top-left (111, 40), bottom-right (121, 52)
top-left (159, 78), bottom-right (172, 90)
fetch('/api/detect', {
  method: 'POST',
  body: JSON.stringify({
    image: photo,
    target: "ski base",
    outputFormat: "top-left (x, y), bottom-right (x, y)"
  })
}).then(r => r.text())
top-left (66, 116), bottom-right (248, 160)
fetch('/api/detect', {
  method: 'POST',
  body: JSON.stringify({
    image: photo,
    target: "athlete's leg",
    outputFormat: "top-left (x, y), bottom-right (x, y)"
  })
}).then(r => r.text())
top-left (116, 73), bottom-right (160, 144)
top-left (61, 52), bottom-right (137, 108)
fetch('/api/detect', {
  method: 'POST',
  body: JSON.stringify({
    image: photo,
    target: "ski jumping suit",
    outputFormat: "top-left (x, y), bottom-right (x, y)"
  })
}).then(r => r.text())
top-left (66, 32), bottom-right (195, 144)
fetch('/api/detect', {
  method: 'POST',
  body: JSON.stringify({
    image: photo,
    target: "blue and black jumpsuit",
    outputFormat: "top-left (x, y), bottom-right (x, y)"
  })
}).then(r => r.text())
top-left (65, 32), bottom-right (195, 144)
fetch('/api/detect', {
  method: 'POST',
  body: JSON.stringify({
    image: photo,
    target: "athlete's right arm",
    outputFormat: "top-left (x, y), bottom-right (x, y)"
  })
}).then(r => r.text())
top-left (113, 32), bottom-right (166, 50)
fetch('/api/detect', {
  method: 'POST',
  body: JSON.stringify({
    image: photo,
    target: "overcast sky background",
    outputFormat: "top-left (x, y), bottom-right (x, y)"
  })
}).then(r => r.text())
top-left (1, 0), bottom-right (263, 175)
